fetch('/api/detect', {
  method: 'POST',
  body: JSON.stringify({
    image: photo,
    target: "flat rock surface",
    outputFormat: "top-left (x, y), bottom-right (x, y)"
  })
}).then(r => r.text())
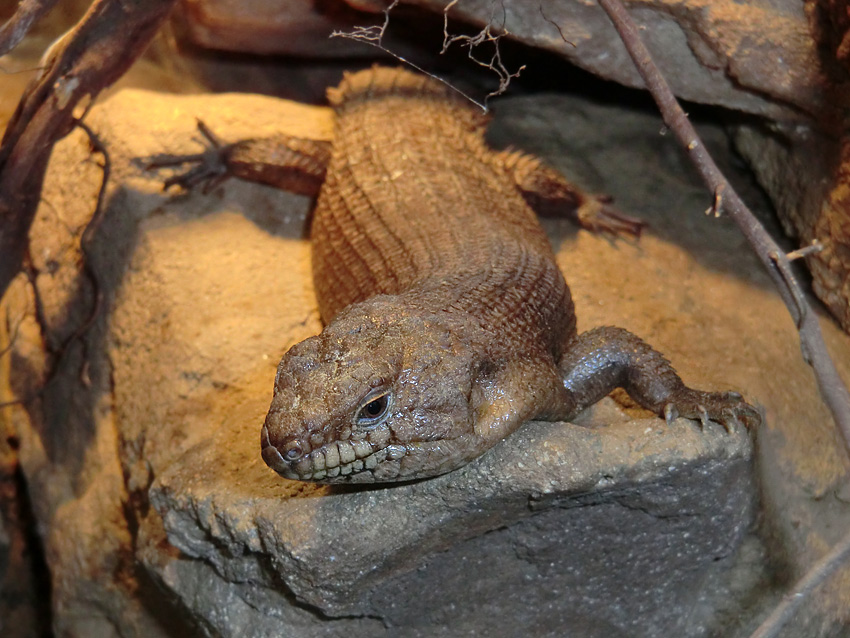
top-left (2, 83), bottom-right (850, 637)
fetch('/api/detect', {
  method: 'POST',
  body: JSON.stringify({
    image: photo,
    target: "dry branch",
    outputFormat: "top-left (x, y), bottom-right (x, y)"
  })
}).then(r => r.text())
top-left (595, 1), bottom-right (850, 635)
top-left (749, 528), bottom-right (850, 637)
top-left (0, 0), bottom-right (178, 301)
top-left (596, 0), bottom-right (850, 452)
top-left (0, 0), bottom-right (59, 57)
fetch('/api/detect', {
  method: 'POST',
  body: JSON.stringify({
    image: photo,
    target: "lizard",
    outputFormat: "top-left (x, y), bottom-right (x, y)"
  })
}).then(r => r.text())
top-left (149, 66), bottom-right (759, 483)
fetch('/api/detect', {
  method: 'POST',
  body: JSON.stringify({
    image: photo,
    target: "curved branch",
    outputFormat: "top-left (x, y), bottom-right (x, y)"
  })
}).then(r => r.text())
top-left (596, 0), bottom-right (850, 454)
top-left (595, 2), bottom-right (850, 636)
top-left (750, 528), bottom-right (850, 638)
top-left (0, 0), bottom-right (178, 302)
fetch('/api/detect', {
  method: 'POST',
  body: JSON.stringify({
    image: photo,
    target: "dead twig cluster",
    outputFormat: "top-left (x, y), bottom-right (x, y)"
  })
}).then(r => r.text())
top-left (439, 0), bottom-right (524, 100)
top-left (332, 0), bottom-right (522, 108)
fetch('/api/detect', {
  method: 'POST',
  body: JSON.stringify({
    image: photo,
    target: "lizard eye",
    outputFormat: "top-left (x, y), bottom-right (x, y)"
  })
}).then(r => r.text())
top-left (353, 390), bottom-right (392, 428)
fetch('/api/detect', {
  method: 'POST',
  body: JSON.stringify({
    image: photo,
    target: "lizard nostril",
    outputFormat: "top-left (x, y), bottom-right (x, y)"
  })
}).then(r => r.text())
top-left (283, 441), bottom-right (305, 462)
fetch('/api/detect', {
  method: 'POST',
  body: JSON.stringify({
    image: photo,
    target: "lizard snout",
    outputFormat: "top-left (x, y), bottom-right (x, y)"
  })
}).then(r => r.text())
top-left (260, 424), bottom-right (306, 473)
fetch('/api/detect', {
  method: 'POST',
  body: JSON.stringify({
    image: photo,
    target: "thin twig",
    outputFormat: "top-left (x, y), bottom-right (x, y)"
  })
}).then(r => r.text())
top-left (749, 528), bottom-right (850, 638)
top-left (785, 241), bottom-right (823, 261)
top-left (0, 304), bottom-right (25, 360)
top-left (0, 119), bottom-right (111, 408)
top-left (596, 0), bottom-right (850, 453)
top-left (595, 2), bottom-right (850, 635)
top-left (539, 5), bottom-right (575, 48)
top-left (74, 120), bottom-right (108, 343)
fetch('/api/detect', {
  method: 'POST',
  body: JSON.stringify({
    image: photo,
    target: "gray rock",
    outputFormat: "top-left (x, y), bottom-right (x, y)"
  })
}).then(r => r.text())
top-left (402, 0), bottom-right (823, 118)
top-left (145, 398), bottom-right (754, 636)
top-left (178, 0), bottom-right (824, 118)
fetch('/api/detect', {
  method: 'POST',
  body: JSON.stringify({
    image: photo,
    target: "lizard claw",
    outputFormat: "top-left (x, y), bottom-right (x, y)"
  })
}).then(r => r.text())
top-left (576, 197), bottom-right (646, 238)
top-left (697, 405), bottom-right (710, 429)
top-left (723, 415), bottom-right (741, 434)
top-left (144, 119), bottom-right (232, 194)
top-left (662, 389), bottom-right (760, 432)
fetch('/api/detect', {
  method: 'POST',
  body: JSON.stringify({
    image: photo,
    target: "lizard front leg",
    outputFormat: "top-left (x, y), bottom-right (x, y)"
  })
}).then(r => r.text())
top-left (146, 120), bottom-right (332, 196)
top-left (557, 326), bottom-right (760, 430)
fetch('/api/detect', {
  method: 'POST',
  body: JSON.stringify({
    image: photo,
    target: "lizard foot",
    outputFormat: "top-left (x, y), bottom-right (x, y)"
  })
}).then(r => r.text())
top-left (576, 196), bottom-right (646, 238)
top-left (662, 389), bottom-right (761, 432)
top-left (145, 119), bottom-right (232, 193)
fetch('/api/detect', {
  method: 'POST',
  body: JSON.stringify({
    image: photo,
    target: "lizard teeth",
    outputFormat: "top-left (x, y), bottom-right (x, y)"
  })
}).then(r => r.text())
top-left (323, 444), bottom-right (340, 469)
top-left (352, 440), bottom-right (372, 459)
top-left (310, 450), bottom-right (326, 471)
top-left (337, 441), bottom-right (356, 464)
top-left (269, 438), bottom-right (409, 482)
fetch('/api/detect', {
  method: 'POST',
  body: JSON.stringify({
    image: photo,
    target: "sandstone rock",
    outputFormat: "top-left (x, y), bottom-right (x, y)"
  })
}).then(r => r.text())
top-left (2, 84), bottom-right (850, 636)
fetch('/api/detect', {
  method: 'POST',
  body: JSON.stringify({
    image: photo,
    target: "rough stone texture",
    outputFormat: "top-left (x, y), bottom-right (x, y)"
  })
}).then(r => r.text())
top-left (722, 1), bottom-right (850, 337)
top-left (178, 0), bottom-right (410, 59)
top-left (402, 0), bottom-right (829, 119)
top-left (2, 84), bottom-right (850, 636)
top-left (143, 402), bottom-right (752, 637)
top-left (732, 121), bottom-right (850, 335)
top-left (177, 0), bottom-right (831, 120)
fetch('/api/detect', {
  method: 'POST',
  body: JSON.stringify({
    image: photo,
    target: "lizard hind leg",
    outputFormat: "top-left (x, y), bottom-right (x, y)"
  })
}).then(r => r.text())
top-left (557, 326), bottom-right (760, 431)
top-left (494, 148), bottom-right (646, 238)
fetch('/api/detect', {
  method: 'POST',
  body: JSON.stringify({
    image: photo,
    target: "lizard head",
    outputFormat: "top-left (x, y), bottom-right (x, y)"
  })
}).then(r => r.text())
top-left (261, 296), bottom-right (492, 483)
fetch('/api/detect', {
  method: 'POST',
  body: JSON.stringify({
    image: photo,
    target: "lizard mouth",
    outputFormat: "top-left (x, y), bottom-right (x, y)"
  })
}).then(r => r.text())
top-left (261, 425), bottom-right (407, 482)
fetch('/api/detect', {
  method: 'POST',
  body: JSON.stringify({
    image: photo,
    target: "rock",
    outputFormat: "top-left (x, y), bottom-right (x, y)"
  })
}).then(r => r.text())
top-left (410, 0), bottom-right (828, 118)
top-left (725, 2), bottom-right (850, 337)
top-left (3, 83), bottom-right (850, 636)
top-left (177, 0), bottom-right (392, 58)
top-left (176, 0), bottom-right (828, 119)
top-left (145, 402), bottom-right (753, 636)
top-left (732, 122), bottom-right (850, 335)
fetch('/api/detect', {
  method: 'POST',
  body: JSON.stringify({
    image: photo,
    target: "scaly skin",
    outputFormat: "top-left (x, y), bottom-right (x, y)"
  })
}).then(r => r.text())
top-left (151, 67), bottom-right (759, 483)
